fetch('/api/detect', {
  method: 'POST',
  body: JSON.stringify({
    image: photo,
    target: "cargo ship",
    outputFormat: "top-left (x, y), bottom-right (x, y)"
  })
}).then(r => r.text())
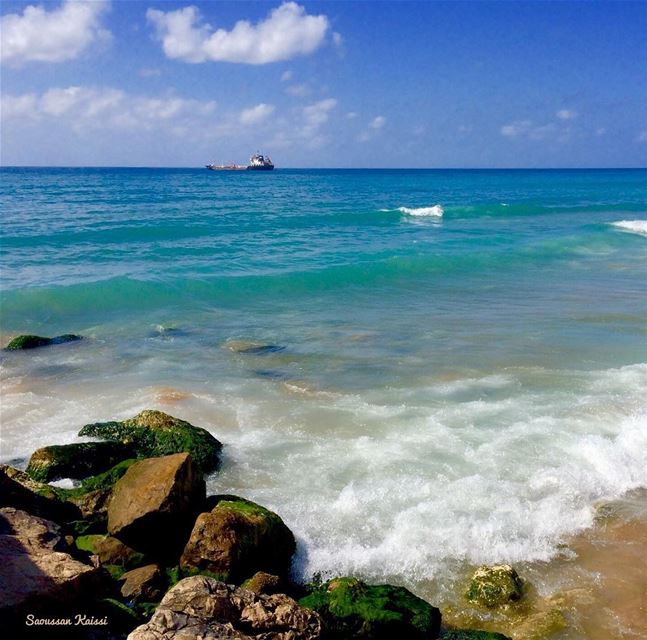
top-left (206, 153), bottom-right (274, 171)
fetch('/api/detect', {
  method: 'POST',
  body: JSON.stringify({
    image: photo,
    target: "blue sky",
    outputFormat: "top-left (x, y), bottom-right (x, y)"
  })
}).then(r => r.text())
top-left (1, 0), bottom-right (646, 167)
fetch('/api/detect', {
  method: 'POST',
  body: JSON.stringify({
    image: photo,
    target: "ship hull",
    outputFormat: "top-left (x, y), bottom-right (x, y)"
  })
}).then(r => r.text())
top-left (246, 165), bottom-right (274, 171)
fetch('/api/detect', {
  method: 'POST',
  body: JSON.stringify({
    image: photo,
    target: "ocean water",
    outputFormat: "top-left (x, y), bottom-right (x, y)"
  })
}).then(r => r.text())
top-left (1, 167), bottom-right (646, 592)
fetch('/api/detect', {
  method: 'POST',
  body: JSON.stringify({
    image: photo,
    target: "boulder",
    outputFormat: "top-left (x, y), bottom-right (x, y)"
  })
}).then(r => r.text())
top-left (465, 565), bottom-right (524, 609)
top-left (241, 571), bottom-right (283, 595)
top-left (108, 453), bottom-right (205, 557)
top-left (75, 534), bottom-right (146, 569)
top-left (0, 508), bottom-right (99, 625)
top-left (180, 496), bottom-right (295, 583)
top-left (4, 334), bottom-right (82, 350)
top-left (224, 339), bottom-right (286, 355)
top-left (120, 564), bottom-right (164, 601)
top-left (26, 441), bottom-right (133, 482)
top-left (0, 464), bottom-right (80, 522)
top-left (79, 410), bottom-right (222, 473)
top-left (299, 577), bottom-right (441, 639)
top-left (127, 575), bottom-right (323, 640)
top-left (441, 631), bottom-right (512, 640)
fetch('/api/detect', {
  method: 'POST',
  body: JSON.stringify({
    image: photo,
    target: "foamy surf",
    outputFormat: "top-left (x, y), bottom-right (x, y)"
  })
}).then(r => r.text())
top-left (398, 205), bottom-right (444, 217)
top-left (610, 220), bottom-right (647, 236)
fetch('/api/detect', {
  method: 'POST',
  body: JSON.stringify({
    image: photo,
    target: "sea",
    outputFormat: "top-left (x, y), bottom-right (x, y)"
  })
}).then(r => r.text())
top-left (1, 167), bottom-right (646, 602)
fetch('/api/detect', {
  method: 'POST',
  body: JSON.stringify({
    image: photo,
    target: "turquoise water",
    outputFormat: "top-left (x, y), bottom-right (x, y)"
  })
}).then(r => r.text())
top-left (1, 168), bottom-right (646, 589)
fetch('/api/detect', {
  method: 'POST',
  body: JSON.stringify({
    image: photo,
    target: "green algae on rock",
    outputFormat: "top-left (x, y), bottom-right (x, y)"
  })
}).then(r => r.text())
top-left (180, 496), bottom-right (296, 583)
top-left (4, 334), bottom-right (82, 350)
top-left (78, 410), bottom-right (222, 473)
top-left (26, 441), bottom-right (133, 482)
top-left (299, 577), bottom-right (441, 639)
top-left (465, 565), bottom-right (524, 609)
top-left (75, 534), bottom-right (146, 569)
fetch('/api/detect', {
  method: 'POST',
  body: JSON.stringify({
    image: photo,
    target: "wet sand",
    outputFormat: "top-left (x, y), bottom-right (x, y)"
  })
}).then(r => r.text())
top-left (438, 489), bottom-right (647, 639)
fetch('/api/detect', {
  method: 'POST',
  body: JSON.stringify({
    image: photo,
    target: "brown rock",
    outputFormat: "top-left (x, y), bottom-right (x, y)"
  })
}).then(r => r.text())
top-left (241, 572), bottom-right (283, 595)
top-left (67, 487), bottom-right (112, 519)
top-left (180, 497), bottom-right (295, 583)
top-left (108, 453), bottom-right (205, 558)
top-left (120, 564), bottom-right (163, 601)
top-left (0, 508), bottom-right (100, 624)
top-left (127, 576), bottom-right (323, 640)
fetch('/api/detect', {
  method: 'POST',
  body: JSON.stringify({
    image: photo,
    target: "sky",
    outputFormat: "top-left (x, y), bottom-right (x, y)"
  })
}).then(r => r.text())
top-left (1, 0), bottom-right (646, 168)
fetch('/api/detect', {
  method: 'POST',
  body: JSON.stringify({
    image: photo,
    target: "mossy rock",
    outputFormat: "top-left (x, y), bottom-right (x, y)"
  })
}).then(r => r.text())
top-left (224, 339), bottom-right (286, 355)
top-left (5, 334), bottom-right (82, 350)
top-left (299, 577), bottom-right (441, 639)
top-left (441, 630), bottom-right (512, 640)
top-left (465, 565), bottom-right (524, 609)
top-left (75, 534), bottom-right (146, 569)
top-left (79, 410), bottom-right (222, 473)
top-left (180, 496), bottom-right (295, 583)
top-left (26, 441), bottom-right (133, 482)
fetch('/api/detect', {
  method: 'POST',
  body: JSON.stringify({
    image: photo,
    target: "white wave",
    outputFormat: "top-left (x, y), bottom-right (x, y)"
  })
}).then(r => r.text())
top-left (398, 205), bottom-right (444, 217)
top-left (610, 220), bottom-right (647, 236)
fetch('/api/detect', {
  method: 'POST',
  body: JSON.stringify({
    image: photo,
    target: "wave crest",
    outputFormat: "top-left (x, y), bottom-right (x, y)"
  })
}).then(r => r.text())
top-left (398, 205), bottom-right (444, 217)
top-left (611, 220), bottom-right (647, 236)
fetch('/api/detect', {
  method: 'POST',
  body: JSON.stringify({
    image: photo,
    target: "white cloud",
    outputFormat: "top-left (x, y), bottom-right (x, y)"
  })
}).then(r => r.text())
top-left (240, 103), bottom-right (275, 125)
top-left (346, 112), bottom-right (358, 120)
top-left (147, 2), bottom-right (330, 64)
top-left (370, 115), bottom-right (386, 129)
top-left (1, 86), bottom-right (217, 134)
top-left (500, 119), bottom-right (557, 140)
top-left (285, 83), bottom-right (311, 97)
top-left (0, 0), bottom-right (110, 65)
top-left (636, 131), bottom-right (647, 143)
top-left (595, 127), bottom-right (606, 136)
top-left (556, 109), bottom-right (577, 120)
top-left (280, 69), bottom-right (293, 82)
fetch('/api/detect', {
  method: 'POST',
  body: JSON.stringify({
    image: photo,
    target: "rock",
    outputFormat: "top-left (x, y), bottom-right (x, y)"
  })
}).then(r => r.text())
top-left (441, 631), bottom-right (512, 640)
top-left (4, 333), bottom-right (82, 350)
top-left (241, 571), bottom-right (283, 595)
top-left (299, 576), bottom-right (441, 639)
top-left (180, 496), bottom-right (295, 583)
top-left (108, 453), bottom-right (205, 558)
top-left (26, 441), bottom-right (133, 482)
top-left (0, 464), bottom-right (81, 522)
top-left (465, 565), bottom-right (524, 609)
top-left (120, 564), bottom-right (164, 601)
top-left (79, 409), bottom-right (222, 473)
top-left (0, 508), bottom-right (99, 625)
top-left (75, 534), bottom-right (146, 569)
top-left (225, 339), bottom-right (286, 355)
top-left (67, 487), bottom-right (112, 519)
top-left (128, 575), bottom-right (323, 640)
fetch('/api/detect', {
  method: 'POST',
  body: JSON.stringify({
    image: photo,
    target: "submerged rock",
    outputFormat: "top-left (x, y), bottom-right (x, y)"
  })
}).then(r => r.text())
top-left (26, 441), bottom-right (133, 482)
top-left (108, 453), bottom-right (205, 558)
top-left (180, 496), bottom-right (295, 583)
top-left (224, 339), bottom-right (286, 355)
top-left (465, 565), bottom-right (524, 609)
top-left (128, 575), bottom-right (323, 640)
top-left (4, 334), bottom-right (82, 350)
top-left (79, 409), bottom-right (222, 473)
top-left (299, 576), bottom-right (441, 639)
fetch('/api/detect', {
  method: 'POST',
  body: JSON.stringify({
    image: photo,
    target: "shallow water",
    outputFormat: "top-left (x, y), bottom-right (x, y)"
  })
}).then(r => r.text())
top-left (1, 168), bottom-right (646, 622)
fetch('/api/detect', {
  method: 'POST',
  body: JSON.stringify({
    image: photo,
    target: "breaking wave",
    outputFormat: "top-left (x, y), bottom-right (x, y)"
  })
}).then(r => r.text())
top-left (610, 220), bottom-right (647, 236)
top-left (398, 205), bottom-right (444, 217)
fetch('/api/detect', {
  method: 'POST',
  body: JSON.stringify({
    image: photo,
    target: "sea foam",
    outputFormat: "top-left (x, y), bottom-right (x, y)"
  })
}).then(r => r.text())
top-left (398, 205), bottom-right (444, 217)
top-left (610, 220), bottom-right (647, 236)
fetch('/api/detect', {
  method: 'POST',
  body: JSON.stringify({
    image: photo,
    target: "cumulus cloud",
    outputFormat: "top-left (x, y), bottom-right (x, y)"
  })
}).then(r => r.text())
top-left (146, 2), bottom-right (330, 64)
top-left (370, 115), bottom-right (386, 129)
top-left (0, 0), bottom-right (110, 65)
top-left (239, 103), bottom-right (275, 125)
top-left (357, 115), bottom-right (387, 142)
top-left (556, 109), bottom-right (577, 120)
top-left (1, 86), bottom-right (217, 134)
top-left (280, 70), bottom-right (293, 82)
top-left (285, 83), bottom-right (311, 97)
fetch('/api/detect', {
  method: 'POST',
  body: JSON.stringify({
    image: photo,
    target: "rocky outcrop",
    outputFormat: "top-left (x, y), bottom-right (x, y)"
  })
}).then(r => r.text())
top-left (0, 464), bottom-right (80, 522)
top-left (128, 576), bottom-right (323, 640)
top-left (224, 339), bottom-right (286, 355)
top-left (180, 496), bottom-right (295, 583)
top-left (465, 565), bottom-right (524, 609)
top-left (299, 576), bottom-right (442, 639)
top-left (120, 564), bottom-right (164, 601)
top-left (4, 334), bottom-right (82, 350)
top-left (26, 441), bottom-right (133, 482)
top-left (0, 507), bottom-right (99, 624)
top-left (108, 453), bottom-right (205, 557)
top-left (79, 409), bottom-right (222, 473)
